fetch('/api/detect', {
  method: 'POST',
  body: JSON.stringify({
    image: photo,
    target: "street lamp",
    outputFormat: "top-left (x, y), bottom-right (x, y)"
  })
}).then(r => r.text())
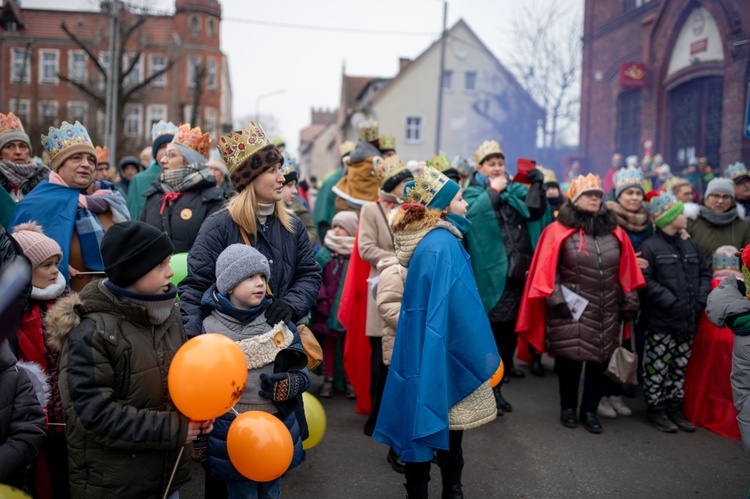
top-left (255, 89), bottom-right (285, 121)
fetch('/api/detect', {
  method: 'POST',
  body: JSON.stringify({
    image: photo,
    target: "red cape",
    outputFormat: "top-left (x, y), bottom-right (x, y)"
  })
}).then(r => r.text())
top-left (338, 228), bottom-right (372, 414)
top-left (516, 221), bottom-right (645, 363)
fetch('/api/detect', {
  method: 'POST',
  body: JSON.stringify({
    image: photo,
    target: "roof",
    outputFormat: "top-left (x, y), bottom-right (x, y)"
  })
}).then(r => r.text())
top-left (341, 75), bottom-right (378, 112)
top-left (300, 123), bottom-right (328, 145)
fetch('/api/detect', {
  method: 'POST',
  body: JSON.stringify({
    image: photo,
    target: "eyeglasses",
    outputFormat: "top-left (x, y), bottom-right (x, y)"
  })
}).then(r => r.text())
top-left (708, 193), bottom-right (733, 201)
top-left (163, 150), bottom-right (182, 160)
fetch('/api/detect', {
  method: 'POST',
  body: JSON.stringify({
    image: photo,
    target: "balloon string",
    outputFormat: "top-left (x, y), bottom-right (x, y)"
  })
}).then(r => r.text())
top-left (231, 407), bottom-right (239, 416)
top-left (162, 446), bottom-right (184, 499)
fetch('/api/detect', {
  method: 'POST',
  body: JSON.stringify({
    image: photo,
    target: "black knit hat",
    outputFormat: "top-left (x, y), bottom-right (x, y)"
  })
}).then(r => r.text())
top-left (381, 169), bottom-right (414, 194)
top-left (151, 133), bottom-right (174, 162)
top-left (101, 221), bottom-right (175, 288)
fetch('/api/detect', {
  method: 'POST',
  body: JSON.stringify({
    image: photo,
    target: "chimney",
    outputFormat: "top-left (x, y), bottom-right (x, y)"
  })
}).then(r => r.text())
top-left (399, 57), bottom-right (412, 73)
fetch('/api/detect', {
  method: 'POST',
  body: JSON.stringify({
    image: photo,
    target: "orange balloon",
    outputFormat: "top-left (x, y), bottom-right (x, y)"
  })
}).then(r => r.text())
top-left (168, 334), bottom-right (247, 420)
top-left (490, 360), bottom-right (505, 388)
top-left (227, 411), bottom-right (294, 482)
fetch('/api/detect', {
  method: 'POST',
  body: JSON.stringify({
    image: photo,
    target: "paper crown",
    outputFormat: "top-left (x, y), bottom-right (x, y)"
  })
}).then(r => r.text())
top-left (713, 245), bottom-right (740, 272)
top-left (474, 140), bottom-right (503, 165)
top-left (426, 152), bottom-right (451, 172)
top-left (539, 166), bottom-right (558, 185)
top-left (379, 134), bottom-right (396, 151)
top-left (339, 140), bottom-right (356, 158)
top-left (218, 120), bottom-right (274, 169)
top-left (358, 119), bottom-right (379, 143)
top-left (727, 162), bottom-right (748, 182)
top-left (451, 155), bottom-right (473, 175)
top-left (41, 121), bottom-right (94, 167)
top-left (151, 120), bottom-right (178, 141)
top-left (567, 173), bottom-right (603, 202)
top-left (614, 166), bottom-right (644, 191)
top-left (648, 190), bottom-right (684, 229)
top-left (281, 152), bottom-right (298, 174)
top-left (404, 165), bottom-right (452, 207)
top-left (173, 123), bottom-right (210, 158)
top-left (374, 154), bottom-right (408, 186)
top-left (0, 112), bottom-right (25, 135)
top-left (95, 146), bottom-right (109, 165)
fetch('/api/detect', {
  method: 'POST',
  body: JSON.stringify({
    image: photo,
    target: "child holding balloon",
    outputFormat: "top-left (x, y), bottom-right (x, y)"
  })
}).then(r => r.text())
top-left (202, 244), bottom-right (309, 498)
top-left (47, 221), bottom-right (212, 499)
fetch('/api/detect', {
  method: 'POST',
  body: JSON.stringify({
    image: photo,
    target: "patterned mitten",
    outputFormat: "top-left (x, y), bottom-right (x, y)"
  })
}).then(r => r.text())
top-left (259, 371), bottom-right (309, 402)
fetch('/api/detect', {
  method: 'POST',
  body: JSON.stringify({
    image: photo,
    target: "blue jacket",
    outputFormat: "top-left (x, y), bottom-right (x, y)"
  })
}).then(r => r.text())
top-left (178, 209), bottom-right (321, 338)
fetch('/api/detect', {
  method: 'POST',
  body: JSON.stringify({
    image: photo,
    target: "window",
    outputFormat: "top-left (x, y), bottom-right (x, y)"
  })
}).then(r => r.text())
top-left (190, 16), bottom-right (200, 37)
top-left (148, 54), bottom-right (167, 87)
top-left (146, 105), bottom-right (167, 138)
top-left (465, 71), bottom-right (477, 92)
top-left (39, 50), bottom-right (59, 84)
top-left (442, 70), bottom-right (453, 90)
top-left (187, 56), bottom-right (201, 88)
top-left (207, 58), bottom-right (217, 90)
top-left (38, 101), bottom-right (59, 126)
top-left (11, 48), bottom-right (30, 83)
top-left (615, 89), bottom-right (642, 159)
top-left (207, 18), bottom-right (215, 39)
top-left (204, 107), bottom-right (217, 137)
top-left (67, 101), bottom-right (87, 123)
top-left (69, 50), bottom-right (87, 82)
top-left (123, 53), bottom-right (143, 86)
top-left (8, 99), bottom-right (30, 123)
top-left (123, 104), bottom-right (142, 138)
top-left (405, 116), bottom-right (422, 144)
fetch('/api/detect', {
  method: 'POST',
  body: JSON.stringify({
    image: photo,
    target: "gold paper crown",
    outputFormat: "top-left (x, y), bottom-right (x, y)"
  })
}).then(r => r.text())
top-left (538, 166), bottom-right (558, 185)
top-left (339, 140), bottom-right (356, 157)
top-left (567, 173), bottom-right (603, 202)
top-left (95, 146), bottom-right (109, 165)
top-left (404, 166), bottom-right (450, 207)
top-left (474, 140), bottom-right (503, 165)
top-left (218, 121), bottom-right (273, 170)
top-left (0, 112), bottom-right (25, 135)
top-left (373, 154), bottom-right (408, 186)
top-left (358, 119), bottom-right (379, 143)
top-left (379, 134), bottom-right (396, 151)
top-left (173, 123), bottom-right (210, 158)
top-left (426, 151), bottom-right (451, 172)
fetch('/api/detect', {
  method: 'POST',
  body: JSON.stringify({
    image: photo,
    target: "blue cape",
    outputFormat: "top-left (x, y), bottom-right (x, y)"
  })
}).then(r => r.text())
top-left (10, 180), bottom-right (80, 284)
top-left (372, 227), bottom-right (499, 462)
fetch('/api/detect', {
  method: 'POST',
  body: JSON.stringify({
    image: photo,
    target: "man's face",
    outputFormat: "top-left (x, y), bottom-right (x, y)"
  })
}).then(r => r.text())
top-left (735, 177), bottom-right (750, 201)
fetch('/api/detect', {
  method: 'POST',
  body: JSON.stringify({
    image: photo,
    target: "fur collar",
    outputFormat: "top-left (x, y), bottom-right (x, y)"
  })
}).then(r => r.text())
top-left (390, 204), bottom-right (462, 267)
top-left (604, 200), bottom-right (651, 233)
top-left (557, 203), bottom-right (617, 236)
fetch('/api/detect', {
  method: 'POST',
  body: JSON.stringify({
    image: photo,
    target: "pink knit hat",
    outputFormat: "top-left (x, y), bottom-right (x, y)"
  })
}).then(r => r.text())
top-left (12, 222), bottom-right (62, 268)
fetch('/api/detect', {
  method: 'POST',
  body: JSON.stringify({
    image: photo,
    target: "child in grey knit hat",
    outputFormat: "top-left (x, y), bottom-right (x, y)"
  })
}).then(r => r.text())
top-left (202, 243), bottom-right (309, 496)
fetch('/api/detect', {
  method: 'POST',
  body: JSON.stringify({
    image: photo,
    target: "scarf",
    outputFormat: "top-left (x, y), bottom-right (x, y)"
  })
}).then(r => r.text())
top-left (605, 200), bottom-right (651, 233)
top-left (48, 172), bottom-right (129, 270)
top-left (699, 205), bottom-right (739, 227)
top-left (104, 280), bottom-right (178, 325)
top-left (257, 202), bottom-right (275, 225)
top-left (30, 272), bottom-right (67, 301)
top-left (445, 212), bottom-right (471, 235)
top-left (158, 163), bottom-right (215, 193)
top-left (215, 291), bottom-right (272, 324)
top-left (324, 231), bottom-right (355, 255)
top-left (0, 159), bottom-right (49, 199)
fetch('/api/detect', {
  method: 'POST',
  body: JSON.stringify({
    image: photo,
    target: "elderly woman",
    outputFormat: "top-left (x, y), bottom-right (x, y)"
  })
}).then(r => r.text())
top-left (10, 121), bottom-right (129, 292)
top-left (139, 124), bottom-right (226, 253)
top-left (687, 177), bottom-right (750, 270)
top-left (517, 174), bottom-right (644, 433)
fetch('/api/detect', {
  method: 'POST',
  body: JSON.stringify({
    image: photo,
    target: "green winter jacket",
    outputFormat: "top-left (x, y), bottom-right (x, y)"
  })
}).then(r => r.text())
top-left (687, 209), bottom-right (750, 270)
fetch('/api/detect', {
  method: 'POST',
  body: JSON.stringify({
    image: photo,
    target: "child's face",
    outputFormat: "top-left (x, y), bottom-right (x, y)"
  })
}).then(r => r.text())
top-left (281, 181), bottom-right (298, 207)
top-left (669, 212), bottom-right (688, 232)
top-left (32, 255), bottom-right (60, 289)
top-left (229, 273), bottom-right (267, 310)
top-left (447, 189), bottom-right (468, 217)
top-left (331, 225), bottom-right (351, 237)
top-left (126, 256), bottom-right (174, 294)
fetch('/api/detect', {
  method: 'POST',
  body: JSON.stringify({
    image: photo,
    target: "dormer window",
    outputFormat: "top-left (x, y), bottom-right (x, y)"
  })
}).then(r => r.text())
top-left (190, 16), bottom-right (200, 37)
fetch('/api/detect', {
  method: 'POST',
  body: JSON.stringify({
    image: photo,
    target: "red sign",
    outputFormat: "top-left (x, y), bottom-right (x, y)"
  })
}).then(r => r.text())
top-left (690, 38), bottom-right (708, 56)
top-left (619, 62), bottom-right (649, 89)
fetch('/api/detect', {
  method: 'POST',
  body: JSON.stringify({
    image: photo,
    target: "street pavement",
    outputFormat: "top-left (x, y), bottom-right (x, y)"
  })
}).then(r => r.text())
top-left (181, 356), bottom-right (749, 498)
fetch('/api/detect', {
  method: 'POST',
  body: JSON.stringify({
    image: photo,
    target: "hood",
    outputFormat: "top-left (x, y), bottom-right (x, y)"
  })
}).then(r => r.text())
top-left (557, 203), bottom-right (618, 236)
top-left (349, 141), bottom-right (381, 164)
top-left (390, 204), bottom-right (462, 267)
top-left (0, 340), bottom-right (17, 371)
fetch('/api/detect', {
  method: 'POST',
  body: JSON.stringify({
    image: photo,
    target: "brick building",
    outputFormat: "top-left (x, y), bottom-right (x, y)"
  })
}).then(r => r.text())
top-left (0, 0), bottom-right (231, 157)
top-left (580, 0), bottom-right (750, 175)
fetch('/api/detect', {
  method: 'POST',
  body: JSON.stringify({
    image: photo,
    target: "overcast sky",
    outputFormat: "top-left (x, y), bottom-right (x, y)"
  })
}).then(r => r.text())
top-left (22, 0), bottom-right (582, 156)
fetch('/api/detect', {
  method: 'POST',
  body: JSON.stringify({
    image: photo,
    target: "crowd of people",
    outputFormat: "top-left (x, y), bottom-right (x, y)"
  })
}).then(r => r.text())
top-left (1, 107), bottom-right (750, 499)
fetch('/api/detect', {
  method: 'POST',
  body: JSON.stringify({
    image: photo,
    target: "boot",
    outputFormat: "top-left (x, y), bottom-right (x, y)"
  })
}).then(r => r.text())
top-left (319, 376), bottom-right (334, 398)
top-left (530, 353), bottom-right (544, 377)
top-left (560, 408), bottom-right (577, 429)
top-left (666, 400), bottom-right (696, 432)
top-left (388, 448), bottom-right (406, 474)
top-left (493, 385), bottom-right (513, 413)
top-left (647, 403), bottom-right (678, 433)
top-left (580, 411), bottom-right (603, 434)
top-left (440, 465), bottom-right (463, 499)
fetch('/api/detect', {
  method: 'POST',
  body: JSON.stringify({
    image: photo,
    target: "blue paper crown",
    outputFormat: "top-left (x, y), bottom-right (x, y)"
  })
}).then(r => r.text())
top-left (614, 166), bottom-right (644, 191)
top-left (451, 155), bottom-right (473, 175)
top-left (648, 191), bottom-right (678, 219)
top-left (151, 120), bottom-right (178, 141)
top-left (41, 121), bottom-right (93, 162)
top-left (281, 152), bottom-right (298, 175)
top-left (713, 252), bottom-right (740, 271)
top-left (727, 162), bottom-right (748, 181)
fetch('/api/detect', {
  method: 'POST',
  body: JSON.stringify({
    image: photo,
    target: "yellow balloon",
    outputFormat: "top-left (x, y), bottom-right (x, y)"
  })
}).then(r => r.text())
top-left (0, 485), bottom-right (32, 499)
top-left (302, 392), bottom-right (327, 450)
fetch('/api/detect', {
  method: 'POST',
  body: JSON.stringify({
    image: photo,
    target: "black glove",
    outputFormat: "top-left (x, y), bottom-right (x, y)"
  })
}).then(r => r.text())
top-left (738, 279), bottom-right (747, 298)
top-left (259, 371), bottom-right (309, 402)
top-left (527, 167), bottom-right (544, 185)
top-left (553, 302), bottom-right (572, 319)
top-left (266, 299), bottom-right (293, 325)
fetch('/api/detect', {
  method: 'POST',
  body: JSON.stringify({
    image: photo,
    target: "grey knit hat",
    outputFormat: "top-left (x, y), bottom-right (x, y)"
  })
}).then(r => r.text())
top-left (704, 177), bottom-right (735, 200)
top-left (216, 244), bottom-right (271, 295)
top-left (173, 143), bottom-right (207, 167)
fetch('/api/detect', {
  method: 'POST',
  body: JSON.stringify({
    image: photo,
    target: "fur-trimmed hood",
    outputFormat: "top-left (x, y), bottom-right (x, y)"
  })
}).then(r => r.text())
top-left (390, 204), bottom-right (462, 267)
top-left (557, 202), bottom-right (618, 236)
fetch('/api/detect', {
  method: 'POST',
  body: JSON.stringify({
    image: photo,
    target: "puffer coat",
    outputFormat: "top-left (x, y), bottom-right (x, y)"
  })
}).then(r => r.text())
top-left (544, 204), bottom-right (640, 363)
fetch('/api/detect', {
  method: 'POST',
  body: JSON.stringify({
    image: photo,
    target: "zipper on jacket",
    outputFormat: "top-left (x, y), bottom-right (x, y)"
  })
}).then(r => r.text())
top-left (594, 237), bottom-right (605, 357)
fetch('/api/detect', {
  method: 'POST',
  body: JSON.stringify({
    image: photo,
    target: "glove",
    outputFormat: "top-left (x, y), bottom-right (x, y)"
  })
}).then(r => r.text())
top-left (266, 299), bottom-right (293, 326)
top-left (259, 371), bottom-right (310, 402)
top-left (553, 302), bottom-right (572, 319)
top-left (527, 167), bottom-right (544, 185)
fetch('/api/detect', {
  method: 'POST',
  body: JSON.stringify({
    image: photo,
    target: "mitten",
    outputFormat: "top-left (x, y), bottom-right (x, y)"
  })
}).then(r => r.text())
top-left (259, 371), bottom-right (310, 402)
top-left (266, 299), bottom-right (293, 326)
top-left (527, 167), bottom-right (544, 185)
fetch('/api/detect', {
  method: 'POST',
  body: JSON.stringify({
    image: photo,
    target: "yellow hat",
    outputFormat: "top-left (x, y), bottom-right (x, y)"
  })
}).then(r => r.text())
top-left (474, 140), bottom-right (504, 165)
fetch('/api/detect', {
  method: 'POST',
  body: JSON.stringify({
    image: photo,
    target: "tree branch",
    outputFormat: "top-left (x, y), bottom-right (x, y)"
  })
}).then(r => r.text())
top-left (60, 22), bottom-right (107, 78)
top-left (57, 74), bottom-right (106, 107)
top-left (121, 58), bottom-right (176, 101)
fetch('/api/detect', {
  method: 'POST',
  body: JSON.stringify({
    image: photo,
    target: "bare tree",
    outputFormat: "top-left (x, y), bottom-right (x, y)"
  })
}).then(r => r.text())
top-left (233, 113), bottom-right (282, 140)
top-left (508, 3), bottom-right (582, 151)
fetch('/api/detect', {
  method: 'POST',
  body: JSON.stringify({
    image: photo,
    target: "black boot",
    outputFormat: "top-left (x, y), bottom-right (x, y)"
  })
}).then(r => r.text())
top-left (388, 448), bottom-right (406, 474)
top-left (440, 464), bottom-right (464, 499)
top-left (666, 400), bottom-right (696, 432)
top-left (580, 411), bottom-right (603, 434)
top-left (647, 403), bottom-right (678, 433)
top-left (493, 385), bottom-right (513, 413)
top-left (560, 408), bottom-right (577, 428)
top-left (530, 354), bottom-right (544, 377)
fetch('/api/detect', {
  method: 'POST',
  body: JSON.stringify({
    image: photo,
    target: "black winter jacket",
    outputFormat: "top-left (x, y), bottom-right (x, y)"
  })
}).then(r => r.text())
top-left (139, 177), bottom-right (226, 253)
top-left (0, 341), bottom-right (45, 489)
top-left (178, 209), bottom-right (321, 338)
top-left (639, 229), bottom-right (712, 339)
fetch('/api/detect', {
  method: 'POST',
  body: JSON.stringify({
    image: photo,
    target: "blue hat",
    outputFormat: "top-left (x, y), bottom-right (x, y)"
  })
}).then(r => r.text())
top-left (403, 166), bottom-right (460, 211)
